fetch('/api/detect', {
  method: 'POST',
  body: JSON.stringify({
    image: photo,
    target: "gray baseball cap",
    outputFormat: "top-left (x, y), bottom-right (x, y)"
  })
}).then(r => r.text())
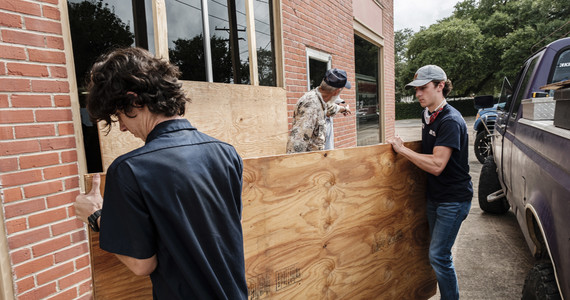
top-left (405, 65), bottom-right (447, 89)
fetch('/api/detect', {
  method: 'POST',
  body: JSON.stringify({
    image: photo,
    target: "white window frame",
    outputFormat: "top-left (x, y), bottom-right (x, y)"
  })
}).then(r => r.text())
top-left (306, 48), bottom-right (332, 91)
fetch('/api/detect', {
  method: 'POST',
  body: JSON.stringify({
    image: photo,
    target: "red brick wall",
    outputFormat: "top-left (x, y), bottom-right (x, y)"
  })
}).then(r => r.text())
top-left (281, 0), bottom-right (395, 147)
top-left (0, 1), bottom-right (89, 299)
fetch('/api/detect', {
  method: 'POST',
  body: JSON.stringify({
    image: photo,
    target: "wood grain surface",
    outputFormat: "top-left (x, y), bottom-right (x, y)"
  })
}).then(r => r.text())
top-left (85, 142), bottom-right (436, 299)
top-left (97, 81), bottom-right (289, 170)
top-left (241, 143), bottom-right (435, 299)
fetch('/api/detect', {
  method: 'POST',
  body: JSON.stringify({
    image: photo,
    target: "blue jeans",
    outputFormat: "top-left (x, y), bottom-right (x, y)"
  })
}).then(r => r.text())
top-left (426, 200), bottom-right (471, 300)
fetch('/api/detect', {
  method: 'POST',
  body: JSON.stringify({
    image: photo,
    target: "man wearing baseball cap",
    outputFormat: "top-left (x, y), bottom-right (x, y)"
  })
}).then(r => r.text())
top-left (286, 68), bottom-right (351, 153)
top-left (387, 65), bottom-right (473, 300)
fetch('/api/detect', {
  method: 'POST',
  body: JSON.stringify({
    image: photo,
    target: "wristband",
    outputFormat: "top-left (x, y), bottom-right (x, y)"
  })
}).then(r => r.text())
top-left (88, 209), bottom-right (102, 232)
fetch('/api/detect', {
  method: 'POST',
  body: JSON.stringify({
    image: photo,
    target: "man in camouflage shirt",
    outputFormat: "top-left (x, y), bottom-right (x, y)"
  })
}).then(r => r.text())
top-left (286, 69), bottom-right (351, 153)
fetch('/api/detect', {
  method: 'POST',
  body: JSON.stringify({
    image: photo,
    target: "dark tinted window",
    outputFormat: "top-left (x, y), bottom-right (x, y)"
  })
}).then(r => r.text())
top-left (355, 35), bottom-right (380, 146)
top-left (308, 59), bottom-right (327, 90)
top-left (551, 49), bottom-right (570, 83)
top-left (511, 56), bottom-right (539, 117)
top-left (68, 0), bottom-right (155, 173)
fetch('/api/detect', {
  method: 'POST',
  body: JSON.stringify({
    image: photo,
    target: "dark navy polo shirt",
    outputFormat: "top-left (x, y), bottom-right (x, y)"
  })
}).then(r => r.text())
top-left (421, 104), bottom-right (473, 203)
top-left (99, 119), bottom-right (247, 300)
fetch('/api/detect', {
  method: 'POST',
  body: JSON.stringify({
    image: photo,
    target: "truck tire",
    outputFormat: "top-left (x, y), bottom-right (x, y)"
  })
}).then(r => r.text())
top-left (478, 156), bottom-right (509, 214)
top-left (522, 261), bottom-right (561, 300)
top-left (474, 130), bottom-right (492, 164)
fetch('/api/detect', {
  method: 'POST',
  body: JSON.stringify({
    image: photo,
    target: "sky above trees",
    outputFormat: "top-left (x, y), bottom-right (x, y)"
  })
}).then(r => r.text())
top-left (395, 0), bottom-right (570, 100)
top-left (394, 0), bottom-right (459, 32)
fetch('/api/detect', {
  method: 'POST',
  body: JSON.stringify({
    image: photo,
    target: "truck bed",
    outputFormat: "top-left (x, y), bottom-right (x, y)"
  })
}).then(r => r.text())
top-left (510, 117), bottom-right (570, 298)
top-left (516, 118), bottom-right (570, 180)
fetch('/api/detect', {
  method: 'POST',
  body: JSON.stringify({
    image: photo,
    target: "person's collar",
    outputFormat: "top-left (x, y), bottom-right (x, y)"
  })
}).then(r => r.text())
top-left (428, 98), bottom-right (447, 114)
top-left (145, 118), bottom-right (195, 143)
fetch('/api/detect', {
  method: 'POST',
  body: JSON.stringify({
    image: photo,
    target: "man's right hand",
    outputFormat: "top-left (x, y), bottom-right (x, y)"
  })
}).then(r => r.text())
top-left (74, 173), bottom-right (103, 224)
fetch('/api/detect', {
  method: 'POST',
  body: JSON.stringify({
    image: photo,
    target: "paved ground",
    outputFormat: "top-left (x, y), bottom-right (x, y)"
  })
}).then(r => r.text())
top-left (395, 117), bottom-right (535, 300)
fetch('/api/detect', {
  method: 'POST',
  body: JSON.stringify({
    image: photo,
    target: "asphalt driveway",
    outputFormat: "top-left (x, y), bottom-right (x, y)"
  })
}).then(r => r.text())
top-left (395, 117), bottom-right (535, 300)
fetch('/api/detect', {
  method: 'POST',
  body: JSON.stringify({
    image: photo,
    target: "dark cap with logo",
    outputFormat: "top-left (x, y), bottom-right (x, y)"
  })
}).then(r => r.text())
top-left (324, 68), bottom-right (351, 89)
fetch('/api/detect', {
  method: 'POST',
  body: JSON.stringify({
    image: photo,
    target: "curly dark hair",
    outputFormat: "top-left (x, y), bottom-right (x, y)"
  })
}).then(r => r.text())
top-left (86, 47), bottom-right (189, 131)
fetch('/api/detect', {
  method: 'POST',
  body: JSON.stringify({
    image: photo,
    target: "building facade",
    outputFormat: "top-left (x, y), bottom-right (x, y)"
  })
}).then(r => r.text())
top-left (0, 0), bottom-right (394, 298)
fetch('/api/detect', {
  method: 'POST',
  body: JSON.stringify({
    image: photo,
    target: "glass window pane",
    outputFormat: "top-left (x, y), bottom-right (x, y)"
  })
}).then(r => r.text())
top-left (68, 0), bottom-right (156, 84)
top-left (207, 0), bottom-right (232, 82)
top-left (166, 0), bottom-right (207, 81)
top-left (308, 59), bottom-right (327, 90)
top-left (135, 0), bottom-right (156, 53)
top-left (254, 0), bottom-right (276, 86)
top-left (207, 0), bottom-right (249, 83)
top-left (234, 0), bottom-right (250, 84)
top-left (354, 35), bottom-right (380, 146)
top-left (68, 0), bottom-right (154, 173)
top-left (512, 57), bottom-right (539, 116)
top-left (551, 49), bottom-right (570, 83)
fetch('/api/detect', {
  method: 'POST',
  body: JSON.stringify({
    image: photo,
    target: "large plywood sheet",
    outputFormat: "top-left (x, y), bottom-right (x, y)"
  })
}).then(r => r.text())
top-left (97, 81), bottom-right (288, 170)
top-left (241, 143), bottom-right (435, 299)
top-left (85, 142), bottom-right (436, 299)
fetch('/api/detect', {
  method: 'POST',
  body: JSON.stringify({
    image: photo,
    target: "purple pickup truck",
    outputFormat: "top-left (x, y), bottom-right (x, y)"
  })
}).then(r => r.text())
top-left (476, 37), bottom-right (570, 300)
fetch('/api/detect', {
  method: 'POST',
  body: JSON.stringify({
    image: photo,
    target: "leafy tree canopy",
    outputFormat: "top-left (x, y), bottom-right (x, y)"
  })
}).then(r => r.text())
top-left (395, 0), bottom-right (570, 100)
top-left (68, 0), bottom-right (134, 87)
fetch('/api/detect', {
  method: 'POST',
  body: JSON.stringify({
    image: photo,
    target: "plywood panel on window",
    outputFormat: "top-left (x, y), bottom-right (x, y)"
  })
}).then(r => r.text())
top-left (97, 81), bottom-right (289, 170)
top-left (86, 142), bottom-right (436, 299)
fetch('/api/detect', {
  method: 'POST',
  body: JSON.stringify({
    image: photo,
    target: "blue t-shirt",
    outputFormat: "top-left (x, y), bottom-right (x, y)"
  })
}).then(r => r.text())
top-left (99, 119), bottom-right (247, 299)
top-left (422, 104), bottom-right (473, 203)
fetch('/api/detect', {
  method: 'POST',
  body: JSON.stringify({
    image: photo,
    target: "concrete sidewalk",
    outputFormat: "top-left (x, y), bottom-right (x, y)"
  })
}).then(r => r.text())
top-left (395, 117), bottom-right (534, 300)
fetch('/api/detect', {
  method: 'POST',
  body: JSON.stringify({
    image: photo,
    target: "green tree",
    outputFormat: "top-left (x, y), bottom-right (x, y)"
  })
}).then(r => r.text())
top-left (257, 48), bottom-right (276, 86)
top-left (68, 0), bottom-right (135, 86)
top-left (398, 0), bottom-right (570, 99)
top-left (405, 18), bottom-right (485, 96)
top-left (169, 35), bottom-right (244, 83)
top-left (394, 29), bottom-right (414, 101)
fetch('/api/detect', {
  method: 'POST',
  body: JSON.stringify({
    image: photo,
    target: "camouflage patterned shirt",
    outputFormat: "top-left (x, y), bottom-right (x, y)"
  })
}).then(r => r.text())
top-left (286, 89), bottom-right (340, 153)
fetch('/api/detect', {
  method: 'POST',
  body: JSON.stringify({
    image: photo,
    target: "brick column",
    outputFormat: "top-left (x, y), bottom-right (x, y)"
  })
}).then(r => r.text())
top-left (0, 1), bottom-right (90, 299)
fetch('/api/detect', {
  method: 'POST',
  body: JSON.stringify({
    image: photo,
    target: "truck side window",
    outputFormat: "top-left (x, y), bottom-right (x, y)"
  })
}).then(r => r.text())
top-left (551, 49), bottom-right (570, 83)
top-left (510, 57), bottom-right (539, 118)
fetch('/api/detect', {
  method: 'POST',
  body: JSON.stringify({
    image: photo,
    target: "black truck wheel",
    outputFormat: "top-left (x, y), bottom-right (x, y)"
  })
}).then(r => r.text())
top-left (522, 261), bottom-right (561, 300)
top-left (478, 156), bottom-right (509, 214)
top-left (474, 130), bottom-right (492, 164)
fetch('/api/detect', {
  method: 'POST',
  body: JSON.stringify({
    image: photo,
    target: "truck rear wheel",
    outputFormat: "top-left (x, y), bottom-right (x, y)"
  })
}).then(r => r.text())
top-left (478, 156), bottom-right (509, 214)
top-left (474, 130), bottom-right (492, 164)
top-left (522, 261), bottom-right (561, 300)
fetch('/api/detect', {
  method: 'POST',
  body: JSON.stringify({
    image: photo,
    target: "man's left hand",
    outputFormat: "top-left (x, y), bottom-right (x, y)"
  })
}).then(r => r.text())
top-left (387, 135), bottom-right (405, 153)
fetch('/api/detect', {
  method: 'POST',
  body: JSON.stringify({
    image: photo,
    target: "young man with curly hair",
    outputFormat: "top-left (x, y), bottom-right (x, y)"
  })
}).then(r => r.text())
top-left (74, 47), bottom-right (247, 299)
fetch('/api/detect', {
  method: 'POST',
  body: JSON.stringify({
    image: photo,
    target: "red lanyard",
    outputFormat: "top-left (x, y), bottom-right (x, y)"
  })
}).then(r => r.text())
top-left (429, 106), bottom-right (444, 123)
